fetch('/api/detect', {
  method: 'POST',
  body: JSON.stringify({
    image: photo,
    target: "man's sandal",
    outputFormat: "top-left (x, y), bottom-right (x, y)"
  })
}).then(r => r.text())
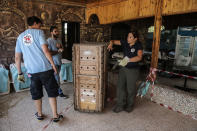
top-left (35, 112), bottom-right (44, 120)
top-left (53, 114), bottom-right (63, 122)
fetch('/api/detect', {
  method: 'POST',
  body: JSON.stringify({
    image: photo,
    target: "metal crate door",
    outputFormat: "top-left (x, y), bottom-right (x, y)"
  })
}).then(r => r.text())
top-left (175, 36), bottom-right (193, 66)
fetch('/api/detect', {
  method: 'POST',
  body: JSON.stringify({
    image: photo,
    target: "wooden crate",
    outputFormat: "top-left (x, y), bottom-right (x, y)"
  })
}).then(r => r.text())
top-left (73, 43), bottom-right (107, 112)
top-left (73, 43), bottom-right (107, 76)
top-left (74, 75), bottom-right (104, 112)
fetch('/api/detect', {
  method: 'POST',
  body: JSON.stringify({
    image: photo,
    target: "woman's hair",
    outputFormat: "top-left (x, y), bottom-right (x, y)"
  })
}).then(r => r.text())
top-left (127, 30), bottom-right (138, 38)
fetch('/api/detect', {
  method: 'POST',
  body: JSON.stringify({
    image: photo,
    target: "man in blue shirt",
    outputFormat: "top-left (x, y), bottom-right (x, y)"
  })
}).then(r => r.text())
top-left (15, 16), bottom-right (63, 122)
top-left (47, 26), bottom-right (68, 99)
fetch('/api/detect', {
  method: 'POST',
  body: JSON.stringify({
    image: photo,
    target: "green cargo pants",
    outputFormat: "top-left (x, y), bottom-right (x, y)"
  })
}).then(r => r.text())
top-left (116, 67), bottom-right (139, 107)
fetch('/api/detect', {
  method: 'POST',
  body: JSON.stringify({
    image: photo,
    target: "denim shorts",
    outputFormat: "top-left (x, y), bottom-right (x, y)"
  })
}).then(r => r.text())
top-left (30, 70), bottom-right (59, 100)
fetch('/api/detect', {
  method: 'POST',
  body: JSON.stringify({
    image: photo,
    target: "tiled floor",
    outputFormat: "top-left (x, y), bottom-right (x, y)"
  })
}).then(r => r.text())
top-left (0, 83), bottom-right (197, 131)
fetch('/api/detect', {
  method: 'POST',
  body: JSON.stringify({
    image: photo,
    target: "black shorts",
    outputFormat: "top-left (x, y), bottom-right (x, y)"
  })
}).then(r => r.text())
top-left (30, 70), bottom-right (59, 100)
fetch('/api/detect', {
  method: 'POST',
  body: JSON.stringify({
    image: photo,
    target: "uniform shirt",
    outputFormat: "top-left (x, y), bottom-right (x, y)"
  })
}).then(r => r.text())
top-left (15, 29), bottom-right (52, 74)
top-left (47, 38), bottom-right (62, 66)
top-left (120, 40), bottom-right (143, 68)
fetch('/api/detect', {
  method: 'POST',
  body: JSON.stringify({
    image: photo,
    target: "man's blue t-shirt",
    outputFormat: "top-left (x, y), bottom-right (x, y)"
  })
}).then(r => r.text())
top-left (120, 40), bottom-right (143, 68)
top-left (47, 38), bottom-right (62, 66)
top-left (15, 29), bottom-right (52, 74)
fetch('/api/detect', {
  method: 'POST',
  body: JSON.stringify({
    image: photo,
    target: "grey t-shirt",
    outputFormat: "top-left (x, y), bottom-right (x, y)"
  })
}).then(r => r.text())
top-left (47, 38), bottom-right (62, 66)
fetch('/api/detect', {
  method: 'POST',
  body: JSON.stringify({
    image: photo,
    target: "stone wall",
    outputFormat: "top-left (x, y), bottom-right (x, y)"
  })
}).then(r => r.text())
top-left (0, 0), bottom-right (86, 66)
top-left (83, 14), bottom-right (111, 43)
top-left (83, 24), bottom-right (111, 42)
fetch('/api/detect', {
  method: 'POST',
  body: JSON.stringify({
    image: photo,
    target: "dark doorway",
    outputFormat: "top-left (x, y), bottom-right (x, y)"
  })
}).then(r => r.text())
top-left (62, 22), bottom-right (80, 60)
top-left (111, 23), bottom-right (130, 40)
top-left (111, 23), bottom-right (131, 52)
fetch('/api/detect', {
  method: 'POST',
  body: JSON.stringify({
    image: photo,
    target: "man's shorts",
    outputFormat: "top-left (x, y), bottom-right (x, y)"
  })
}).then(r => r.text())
top-left (30, 70), bottom-right (59, 100)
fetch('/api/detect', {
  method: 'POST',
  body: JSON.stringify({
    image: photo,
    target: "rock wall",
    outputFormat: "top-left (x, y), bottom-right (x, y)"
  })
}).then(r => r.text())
top-left (0, 0), bottom-right (86, 65)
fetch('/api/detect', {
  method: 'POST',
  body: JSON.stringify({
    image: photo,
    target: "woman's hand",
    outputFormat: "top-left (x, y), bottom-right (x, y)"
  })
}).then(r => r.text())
top-left (107, 41), bottom-right (113, 51)
top-left (58, 48), bottom-right (64, 53)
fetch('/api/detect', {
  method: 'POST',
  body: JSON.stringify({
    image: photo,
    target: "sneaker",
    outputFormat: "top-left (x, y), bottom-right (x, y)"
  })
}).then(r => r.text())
top-left (112, 106), bottom-right (124, 113)
top-left (53, 114), bottom-right (63, 122)
top-left (124, 105), bottom-right (134, 113)
top-left (59, 93), bottom-right (69, 99)
top-left (35, 112), bottom-right (44, 120)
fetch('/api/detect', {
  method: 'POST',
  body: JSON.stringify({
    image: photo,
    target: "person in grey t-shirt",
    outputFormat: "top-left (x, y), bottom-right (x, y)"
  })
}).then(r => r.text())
top-left (47, 26), bottom-right (69, 99)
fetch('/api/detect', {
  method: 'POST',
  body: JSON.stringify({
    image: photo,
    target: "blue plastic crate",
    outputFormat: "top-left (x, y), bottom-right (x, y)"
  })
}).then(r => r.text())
top-left (0, 65), bottom-right (10, 95)
top-left (10, 64), bottom-right (31, 92)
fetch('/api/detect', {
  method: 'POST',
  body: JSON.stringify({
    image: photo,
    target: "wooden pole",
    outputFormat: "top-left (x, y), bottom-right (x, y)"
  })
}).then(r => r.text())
top-left (151, 0), bottom-right (163, 68)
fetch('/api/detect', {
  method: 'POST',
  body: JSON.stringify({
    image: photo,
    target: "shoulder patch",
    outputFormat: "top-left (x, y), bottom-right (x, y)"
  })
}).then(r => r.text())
top-left (131, 48), bottom-right (135, 53)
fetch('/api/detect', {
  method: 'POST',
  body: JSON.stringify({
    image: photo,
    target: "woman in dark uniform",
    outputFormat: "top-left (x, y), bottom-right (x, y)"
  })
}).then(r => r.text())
top-left (107, 31), bottom-right (143, 113)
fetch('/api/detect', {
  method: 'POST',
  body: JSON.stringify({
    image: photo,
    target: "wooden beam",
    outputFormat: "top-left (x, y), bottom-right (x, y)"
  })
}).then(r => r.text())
top-left (36, 0), bottom-right (86, 7)
top-left (151, 0), bottom-right (163, 68)
top-left (86, 0), bottom-right (197, 24)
